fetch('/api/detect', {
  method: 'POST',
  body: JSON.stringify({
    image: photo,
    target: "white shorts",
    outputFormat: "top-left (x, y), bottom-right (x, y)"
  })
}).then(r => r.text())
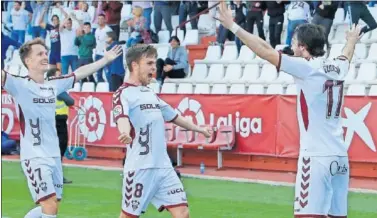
top-left (121, 168), bottom-right (187, 217)
top-left (294, 156), bottom-right (349, 217)
top-left (21, 157), bottom-right (63, 204)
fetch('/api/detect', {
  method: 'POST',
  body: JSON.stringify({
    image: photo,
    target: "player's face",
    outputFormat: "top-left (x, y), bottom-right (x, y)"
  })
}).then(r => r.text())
top-left (291, 35), bottom-right (303, 57)
top-left (136, 56), bottom-right (156, 86)
top-left (26, 44), bottom-right (49, 73)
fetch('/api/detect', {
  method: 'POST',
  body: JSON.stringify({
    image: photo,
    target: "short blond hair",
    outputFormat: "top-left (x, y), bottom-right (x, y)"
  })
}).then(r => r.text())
top-left (132, 6), bottom-right (143, 17)
top-left (19, 38), bottom-right (48, 69)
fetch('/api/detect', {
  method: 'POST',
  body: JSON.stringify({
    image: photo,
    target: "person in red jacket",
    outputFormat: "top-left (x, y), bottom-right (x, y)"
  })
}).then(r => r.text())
top-left (102, 1), bottom-right (122, 40)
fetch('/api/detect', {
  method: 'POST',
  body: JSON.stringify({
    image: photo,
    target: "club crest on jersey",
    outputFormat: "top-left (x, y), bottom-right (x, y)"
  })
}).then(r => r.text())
top-left (39, 182), bottom-right (48, 192)
top-left (131, 200), bottom-right (140, 211)
top-left (113, 105), bottom-right (123, 118)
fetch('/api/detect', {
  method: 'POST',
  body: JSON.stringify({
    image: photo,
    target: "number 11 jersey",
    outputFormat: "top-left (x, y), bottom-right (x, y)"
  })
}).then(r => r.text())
top-left (1, 72), bottom-right (76, 160)
top-left (278, 53), bottom-right (350, 156)
top-left (112, 83), bottom-right (178, 171)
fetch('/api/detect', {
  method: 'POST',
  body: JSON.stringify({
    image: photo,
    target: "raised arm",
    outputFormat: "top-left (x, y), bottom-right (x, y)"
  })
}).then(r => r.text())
top-left (215, 1), bottom-right (280, 67)
top-left (39, 7), bottom-right (48, 28)
top-left (73, 45), bottom-right (123, 81)
top-left (341, 24), bottom-right (363, 62)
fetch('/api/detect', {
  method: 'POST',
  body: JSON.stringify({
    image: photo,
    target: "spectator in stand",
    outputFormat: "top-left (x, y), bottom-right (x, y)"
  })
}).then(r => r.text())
top-left (91, 1), bottom-right (104, 34)
top-left (266, 1), bottom-right (288, 48)
top-left (234, 0), bottom-right (247, 53)
top-left (286, 1), bottom-right (311, 46)
top-left (73, 2), bottom-right (91, 25)
top-left (1, 131), bottom-right (18, 155)
top-left (156, 36), bottom-right (188, 86)
top-left (179, 1), bottom-right (199, 36)
top-left (49, 1), bottom-right (66, 22)
top-left (217, 2), bottom-right (236, 47)
top-left (30, 1), bottom-right (50, 39)
top-left (347, 1), bottom-right (377, 35)
top-left (39, 9), bottom-right (61, 71)
top-left (312, 1), bottom-right (339, 47)
top-left (95, 14), bottom-right (113, 83)
top-left (102, 1), bottom-right (122, 40)
top-left (132, 1), bottom-right (153, 30)
top-left (1, 32), bottom-right (21, 70)
top-left (153, 1), bottom-right (174, 35)
top-left (126, 6), bottom-right (152, 47)
top-left (105, 31), bottom-right (125, 91)
top-left (369, 1), bottom-right (376, 7)
top-left (59, 17), bottom-right (79, 75)
top-left (75, 22), bottom-right (96, 83)
top-left (10, 1), bottom-right (30, 44)
top-left (246, 1), bottom-right (266, 40)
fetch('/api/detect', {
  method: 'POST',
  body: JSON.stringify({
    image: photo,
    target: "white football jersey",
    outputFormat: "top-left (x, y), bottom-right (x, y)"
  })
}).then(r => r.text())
top-left (2, 72), bottom-right (75, 160)
top-left (279, 54), bottom-right (349, 156)
top-left (287, 1), bottom-right (311, 21)
top-left (112, 83), bottom-right (177, 171)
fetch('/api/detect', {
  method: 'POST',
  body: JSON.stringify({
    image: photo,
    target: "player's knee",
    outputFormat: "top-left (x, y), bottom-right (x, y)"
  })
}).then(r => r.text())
top-left (39, 196), bottom-right (58, 214)
top-left (171, 206), bottom-right (189, 218)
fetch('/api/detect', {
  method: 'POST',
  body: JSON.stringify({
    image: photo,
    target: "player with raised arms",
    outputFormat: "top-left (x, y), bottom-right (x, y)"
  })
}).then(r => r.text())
top-left (112, 44), bottom-right (212, 218)
top-left (1, 38), bottom-right (122, 218)
top-left (215, 1), bottom-right (362, 217)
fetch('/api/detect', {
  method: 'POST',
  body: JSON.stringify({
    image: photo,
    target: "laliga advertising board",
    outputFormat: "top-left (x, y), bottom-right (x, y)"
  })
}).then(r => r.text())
top-left (2, 91), bottom-right (377, 163)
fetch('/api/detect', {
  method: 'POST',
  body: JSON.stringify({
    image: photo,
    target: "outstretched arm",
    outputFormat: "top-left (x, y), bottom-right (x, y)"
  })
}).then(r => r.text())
top-left (215, 1), bottom-right (280, 67)
top-left (341, 24), bottom-right (363, 62)
top-left (172, 115), bottom-right (211, 137)
top-left (73, 45), bottom-right (123, 82)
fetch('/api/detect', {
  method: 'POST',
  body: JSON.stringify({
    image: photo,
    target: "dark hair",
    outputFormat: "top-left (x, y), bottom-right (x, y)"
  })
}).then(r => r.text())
top-left (98, 13), bottom-right (106, 18)
top-left (14, 1), bottom-right (22, 6)
top-left (169, 36), bottom-right (180, 45)
top-left (83, 22), bottom-right (91, 27)
top-left (19, 38), bottom-right (48, 69)
top-left (107, 31), bottom-right (117, 41)
top-left (51, 15), bottom-right (59, 22)
top-left (46, 67), bottom-right (59, 78)
top-left (294, 23), bottom-right (326, 57)
top-left (67, 18), bottom-right (72, 22)
top-left (126, 44), bottom-right (157, 72)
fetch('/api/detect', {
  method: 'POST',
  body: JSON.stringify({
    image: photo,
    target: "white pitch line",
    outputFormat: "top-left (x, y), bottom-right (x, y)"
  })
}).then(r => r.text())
top-left (3, 159), bottom-right (377, 194)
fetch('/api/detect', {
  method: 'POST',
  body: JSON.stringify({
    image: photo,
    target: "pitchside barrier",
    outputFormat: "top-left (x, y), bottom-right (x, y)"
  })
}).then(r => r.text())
top-left (2, 91), bottom-right (377, 176)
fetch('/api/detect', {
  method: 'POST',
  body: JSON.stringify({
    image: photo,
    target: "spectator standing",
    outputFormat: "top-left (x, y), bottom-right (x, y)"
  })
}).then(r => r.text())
top-left (39, 10), bottom-right (62, 71)
top-left (30, 1), bottom-right (50, 39)
top-left (153, 1), bottom-right (174, 35)
top-left (347, 1), bottom-right (377, 35)
top-left (245, 1), bottom-right (267, 40)
top-left (312, 1), bottom-right (339, 46)
top-left (132, 1), bottom-right (153, 30)
top-left (91, 1), bottom-right (105, 33)
top-left (126, 6), bottom-right (152, 47)
top-left (105, 31), bottom-right (125, 91)
top-left (266, 1), bottom-right (288, 48)
top-left (234, 0), bottom-right (248, 53)
top-left (10, 1), bottom-right (30, 44)
top-left (73, 2), bottom-right (92, 24)
top-left (95, 14), bottom-right (113, 82)
top-left (75, 22), bottom-right (97, 83)
top-left (59, 18), bottom-right (79, 75)
top-left (286, 1), bottom-right (311, 46)
top-left (1, 32), bottom-right (21, 70)
top-left (217, 2), bottom-right (236, 46)
top-left (179, 1), bottom-right (199, 36)
top-left (156, 36), bottom-right (188, 86)
top-left (102, 1), bottom-right (122, 40)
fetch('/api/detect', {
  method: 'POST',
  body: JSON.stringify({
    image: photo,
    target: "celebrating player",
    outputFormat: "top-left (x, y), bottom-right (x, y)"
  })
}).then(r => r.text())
top-left (215, 1), bottom-right (362, 218)
top-left (1, 38), bottom-right (122, 218)
top-left (112, 44), bottom-right (211, 218)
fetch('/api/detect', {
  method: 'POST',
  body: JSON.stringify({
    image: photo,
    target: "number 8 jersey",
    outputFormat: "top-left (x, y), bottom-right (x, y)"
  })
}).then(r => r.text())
top-left (277, 53), bottom-right (350, 156)
top-left (1, 72), bottom-right (76, 160)
top-left (112, 83), bottom-right (178, 171)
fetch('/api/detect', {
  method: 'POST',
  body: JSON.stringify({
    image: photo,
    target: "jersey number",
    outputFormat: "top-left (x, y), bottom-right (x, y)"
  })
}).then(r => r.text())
top-left (29, 118), bottom-right (41, 146)
top-left (323, 80), bottom-right (344, 119)
top-left (292, 2), bottom-right (305, 9)
top-left (138, 124), bottom-right (150, 155)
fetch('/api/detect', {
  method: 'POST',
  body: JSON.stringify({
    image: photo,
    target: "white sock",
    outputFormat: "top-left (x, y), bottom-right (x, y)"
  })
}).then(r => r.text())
top-left (24, 206), bottom-right (42, 218)
top-left (41, 213), bottom-right (56, 218)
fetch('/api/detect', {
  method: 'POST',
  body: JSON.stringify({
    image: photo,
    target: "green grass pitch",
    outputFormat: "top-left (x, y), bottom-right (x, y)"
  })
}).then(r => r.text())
top-left (2, 161), bottom-right (377, 218)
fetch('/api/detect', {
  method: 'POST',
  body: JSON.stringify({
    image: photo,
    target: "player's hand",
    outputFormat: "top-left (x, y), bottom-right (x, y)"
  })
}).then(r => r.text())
top-left (118, 133), bottom-right (132, 144)
top-left (104, 45), bottom-right (123, 63)
top-left (346, 24), bottom-right (363, 43)
top-left (200, 126), bottom-right (212, 138)
top-left (214, 1), bottom-right (233, 30)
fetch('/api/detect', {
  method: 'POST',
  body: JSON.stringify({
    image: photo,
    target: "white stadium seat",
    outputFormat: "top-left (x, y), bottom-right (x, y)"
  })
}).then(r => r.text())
top-left (161, 83), bottom-right (176, 94)
top-left (237, 45), bottom-right (255, 62)
top-left (327, 44), bottom-right (343, 60)
top-left (198, 14), bottom-right (214, 33)
top-left (241, 64), bottom-right (260, 81)
top-left (171, 15), bottom-right (179, 30)
top-left (82, 82), bottom-right (95, 92)
top-left (247, 84), bottom-right (264, 95)
top-left (188, 64), bottom-right (208, 81)
top-left (266, 84), bottom-right (284, 95)
top-left (177, 83), bottom-right (193, 94)
top-left (96, 82), bottom-right (109, 92)
top-left (276, 71), bottom-right (294, 83)
top-left (197, 45), bottom-right (222, 62)
top-left (211, 84), bottom-right (228, 94)
top-left (158, 30), bottom-right (170, 44)
top-left (183, 29), bottom-right (199, 45)
top-left (344, 64), bottom-right (357, 81)
top-left (157, 46), bottom-right (169, 60)
top-left (258, 64), bottom-right (278, 82)
top-left (353, 44), bottom-right (367, 61)
top-left (72, 83), bottom-right (81, 92)
top-left (221, 45), bottom-right (238, 61)
top-left (223, 64), bottom-right (242, 81)
top-left (194, 83), bottom-right (210, 94)
top-left (356, 63), bottom-right (377, 81)
top-left (369, 85), bottom-right (377, 96)
top-left (229, 84), bottom-right (246, 94)
top-left (347, 84), bottom-right (366, 96)
top-left (148, 83), bottom-right (160, 93)
top-left (365, 43), bottom-right (377, 63)
top-left (285, 84), bottom-right (297, 95)
top-left (331, 25), bottom-right (348, 44)
top-left (205, 64), bottom-right (225, 81)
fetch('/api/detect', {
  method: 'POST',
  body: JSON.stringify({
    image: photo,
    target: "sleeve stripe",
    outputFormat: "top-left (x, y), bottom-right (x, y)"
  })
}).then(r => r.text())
top-left (276, 51), bottom-right (282, 72)
top-left (48, 73), bottom-right (75, 81)
top-left (336, 55), bottom-right (349, 61)
top-left (167, 114), bottom-right (179, 123)
top-left (1, 70), bottom-right (7, 87)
